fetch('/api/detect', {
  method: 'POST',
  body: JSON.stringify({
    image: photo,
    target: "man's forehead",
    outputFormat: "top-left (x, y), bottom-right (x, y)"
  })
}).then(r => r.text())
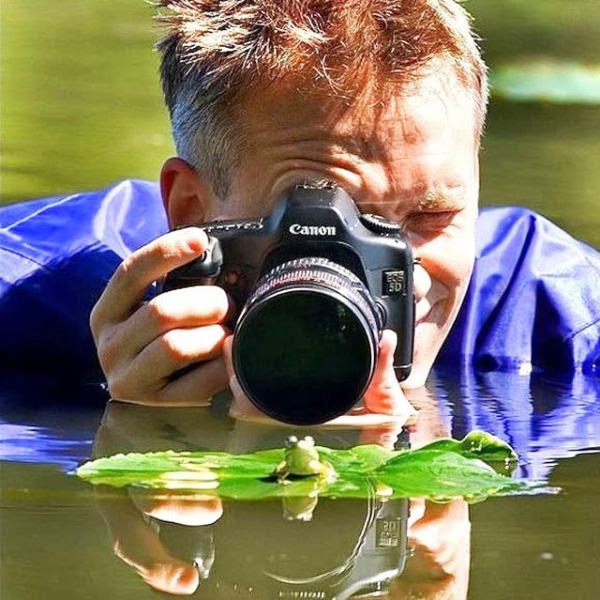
top-left (242, 68), bottom-right (477, 149)
top-left (246, 60), bottom-right (473, 119)
top-left (223, 66), bottom-right (478, 217)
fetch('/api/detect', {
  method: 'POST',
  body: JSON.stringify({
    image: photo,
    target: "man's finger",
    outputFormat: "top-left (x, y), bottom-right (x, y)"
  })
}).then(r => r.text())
top-left (112, 324), bottom-right (229, 396)
top-left (111, 355), bottom-right (228, 407)
top-left (91, 227), bottom-right (208, 333)
top-left (363, 329), bottom-right (417, 418)
top-left (104, 286), bottom-right (231, 362)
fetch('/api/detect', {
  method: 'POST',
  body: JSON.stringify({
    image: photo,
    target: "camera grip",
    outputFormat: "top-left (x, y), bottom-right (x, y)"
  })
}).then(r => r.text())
top-left (161, 235), bottom-right (223, 292)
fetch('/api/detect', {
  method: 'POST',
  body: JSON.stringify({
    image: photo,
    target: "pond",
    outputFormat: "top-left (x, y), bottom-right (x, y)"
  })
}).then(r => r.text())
top-left (1, 2), bottom-right (599, 599)
top-left (2, 372), bottom-right (599, 599)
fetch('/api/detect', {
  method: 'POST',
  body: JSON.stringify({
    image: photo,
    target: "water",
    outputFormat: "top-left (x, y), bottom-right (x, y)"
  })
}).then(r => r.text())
top-left (2, 371), bottom-right (599, 599)
top-left (1, 1), bottom-right (600, 598)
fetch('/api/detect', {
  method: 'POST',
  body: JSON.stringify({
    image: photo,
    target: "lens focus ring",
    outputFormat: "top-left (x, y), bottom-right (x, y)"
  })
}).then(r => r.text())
top-left (245, 257), bottom-right (383, 335)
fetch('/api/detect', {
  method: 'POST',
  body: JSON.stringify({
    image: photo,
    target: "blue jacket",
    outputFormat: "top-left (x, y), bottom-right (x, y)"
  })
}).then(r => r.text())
top-left (1, 179), bottom-right (599, 380)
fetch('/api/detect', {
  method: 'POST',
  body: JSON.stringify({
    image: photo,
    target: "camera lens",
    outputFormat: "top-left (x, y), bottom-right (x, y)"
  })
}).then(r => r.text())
top-left (232, 257), bottom-right (383, 425)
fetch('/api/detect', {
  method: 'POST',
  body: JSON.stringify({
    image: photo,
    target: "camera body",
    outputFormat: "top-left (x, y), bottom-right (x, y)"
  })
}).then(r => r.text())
top-left (163, 184), bottom-right (415, 423)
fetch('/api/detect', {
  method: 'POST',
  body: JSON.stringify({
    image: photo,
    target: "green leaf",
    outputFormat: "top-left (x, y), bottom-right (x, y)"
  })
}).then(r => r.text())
top-left (375, 450), bottom-right (527, 503)
top-left (75, 450), bottom-right (184, 488)
top-left (408, 430), bottom-right (518, 476)
top-left (76, 432), bottom-right (552, 501)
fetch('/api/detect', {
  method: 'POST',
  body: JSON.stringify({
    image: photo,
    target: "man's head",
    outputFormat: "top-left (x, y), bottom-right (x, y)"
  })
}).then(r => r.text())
top-left (157, 0), bottom-right (487, 198)
top-left (156, 0), bottom-right (487, 387)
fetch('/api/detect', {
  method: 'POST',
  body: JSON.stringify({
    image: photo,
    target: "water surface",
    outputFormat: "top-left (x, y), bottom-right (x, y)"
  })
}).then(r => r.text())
top-left (2, 372), bottom-right (599, 599)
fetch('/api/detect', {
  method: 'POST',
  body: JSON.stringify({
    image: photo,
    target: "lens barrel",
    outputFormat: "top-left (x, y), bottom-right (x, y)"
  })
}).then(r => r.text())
top-left (232, 257), bottom-right (383, 425)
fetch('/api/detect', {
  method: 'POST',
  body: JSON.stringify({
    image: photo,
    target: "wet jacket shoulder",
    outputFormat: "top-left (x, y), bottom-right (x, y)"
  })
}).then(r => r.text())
top-left (439, 206), bottom-right (600, 374)
top-left (0, 180), bottom-right (166, 380)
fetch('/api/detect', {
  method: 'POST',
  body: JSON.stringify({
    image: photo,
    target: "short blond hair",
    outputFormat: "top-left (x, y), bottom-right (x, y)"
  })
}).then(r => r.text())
top-left (156, 0), bottom-right (488, 197)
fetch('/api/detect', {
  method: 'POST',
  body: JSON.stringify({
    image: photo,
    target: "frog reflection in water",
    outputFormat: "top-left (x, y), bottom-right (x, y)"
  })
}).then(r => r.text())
top-left (274, 435), bottom-right (337, 483)
top-left (273, 435), bottom-right (337, 521)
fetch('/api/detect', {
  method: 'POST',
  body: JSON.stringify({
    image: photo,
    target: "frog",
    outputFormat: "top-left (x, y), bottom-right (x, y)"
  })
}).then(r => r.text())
top-left (273, 435), bottom-right (336, 483)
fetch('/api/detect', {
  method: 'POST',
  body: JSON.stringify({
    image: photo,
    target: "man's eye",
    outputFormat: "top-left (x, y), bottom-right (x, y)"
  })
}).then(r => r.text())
top-left (405, 211), bottom-right (459, 233)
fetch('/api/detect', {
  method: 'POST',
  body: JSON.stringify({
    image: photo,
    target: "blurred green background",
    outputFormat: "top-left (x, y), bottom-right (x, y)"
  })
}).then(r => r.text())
top-left (2, 0), bottom-right (599, 245)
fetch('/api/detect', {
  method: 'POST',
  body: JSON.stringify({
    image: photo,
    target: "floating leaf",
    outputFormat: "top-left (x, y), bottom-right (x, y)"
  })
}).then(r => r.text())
top-left (376, 450), bottom-right (523, 503)
top-left (491, 60), bottom-right (600, 104)
top-left (406, 430), bottom-right (518, 476)
top-left (76, 431), bottom-right (553, 502)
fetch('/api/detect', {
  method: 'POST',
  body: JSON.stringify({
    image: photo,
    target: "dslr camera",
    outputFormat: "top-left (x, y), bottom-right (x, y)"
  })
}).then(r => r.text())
top-left (163, 183), bottom-right (415, 425)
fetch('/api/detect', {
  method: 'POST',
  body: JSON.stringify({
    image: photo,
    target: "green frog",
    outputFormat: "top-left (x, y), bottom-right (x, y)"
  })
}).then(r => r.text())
top-left (274, 435), bottom-right (336, 483)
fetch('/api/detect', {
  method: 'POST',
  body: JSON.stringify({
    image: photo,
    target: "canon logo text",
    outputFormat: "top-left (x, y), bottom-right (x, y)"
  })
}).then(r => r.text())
top-left (289, 224), bottom-right (337, 236)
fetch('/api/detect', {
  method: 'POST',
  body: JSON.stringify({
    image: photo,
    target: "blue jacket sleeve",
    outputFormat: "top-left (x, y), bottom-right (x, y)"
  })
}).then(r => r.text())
top-left (0, 180), bottom-right (167, 380)
top-left (438, 207), bottom-right (600, 375)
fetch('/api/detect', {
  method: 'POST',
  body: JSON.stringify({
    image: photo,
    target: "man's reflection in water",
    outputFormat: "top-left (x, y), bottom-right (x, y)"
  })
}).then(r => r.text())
top-left (91, 386), bottom-right (471, 598)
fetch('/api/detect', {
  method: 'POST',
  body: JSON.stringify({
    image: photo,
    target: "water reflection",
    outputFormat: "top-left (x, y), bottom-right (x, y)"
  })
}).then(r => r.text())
top-left (90, 392), bottom-right (471, 598)
top-left (97, 489), bottom-right (412, 597)
top-left (430, 368), bottom-right (600, 481)
top-left (3, 368), bottom-right (599, 598)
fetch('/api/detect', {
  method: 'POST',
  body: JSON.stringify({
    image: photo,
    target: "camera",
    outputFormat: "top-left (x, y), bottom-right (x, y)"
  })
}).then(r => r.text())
top-left (163, 183), bottom-right (415, 425)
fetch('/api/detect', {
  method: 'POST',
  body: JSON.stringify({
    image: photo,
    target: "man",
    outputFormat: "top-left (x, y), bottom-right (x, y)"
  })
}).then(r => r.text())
top-left (89, 0), bottom-right (488, 417)
top-left (1, 1), bottom-right (596, 411)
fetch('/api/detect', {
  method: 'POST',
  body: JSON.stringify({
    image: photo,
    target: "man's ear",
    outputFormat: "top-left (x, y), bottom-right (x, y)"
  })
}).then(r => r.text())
top-left (160, 157), bottom-right (215, 228)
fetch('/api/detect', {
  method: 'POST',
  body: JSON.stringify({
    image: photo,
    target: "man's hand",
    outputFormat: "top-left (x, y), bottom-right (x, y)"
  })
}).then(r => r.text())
top-left (90, 228), bottom-right (231, 406)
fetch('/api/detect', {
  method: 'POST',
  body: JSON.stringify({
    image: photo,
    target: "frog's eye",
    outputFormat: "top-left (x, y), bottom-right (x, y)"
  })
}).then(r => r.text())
top-left (285, 435), bottom-right (299, 448)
